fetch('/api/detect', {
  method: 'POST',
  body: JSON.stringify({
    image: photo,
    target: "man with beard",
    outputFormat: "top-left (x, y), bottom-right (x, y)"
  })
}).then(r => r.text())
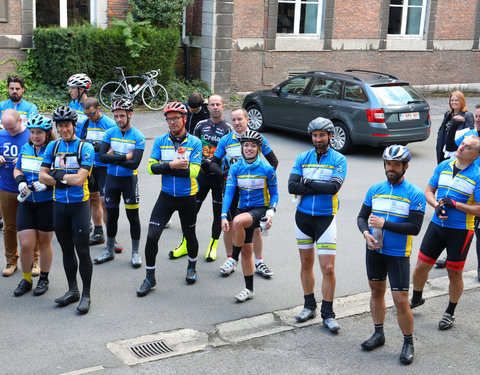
top-left (287, 117), bottom-right (347, 333)
top-left (357, 145), bottom-right (425, 365)
top-left (0, 76), bottom-right (37, 124)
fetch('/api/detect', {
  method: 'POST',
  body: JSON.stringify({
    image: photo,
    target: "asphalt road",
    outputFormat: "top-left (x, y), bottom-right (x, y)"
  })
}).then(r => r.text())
top-left (1, 96), bottom-right (479, 374)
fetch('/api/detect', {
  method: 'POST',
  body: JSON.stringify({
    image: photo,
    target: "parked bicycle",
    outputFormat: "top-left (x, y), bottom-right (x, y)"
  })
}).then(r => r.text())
top-left (99, 67), bottom-right (168, 111)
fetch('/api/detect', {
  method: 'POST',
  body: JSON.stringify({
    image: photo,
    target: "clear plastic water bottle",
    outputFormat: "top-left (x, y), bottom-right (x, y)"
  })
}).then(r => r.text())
top-left (260, 216), bottom-right (269, 236)
top-left (177, 147), bottom-right (187, 160)
top-left (17, 184), bottom-right (33, 202)
top-left (371, 227), bottom-right (383, 248)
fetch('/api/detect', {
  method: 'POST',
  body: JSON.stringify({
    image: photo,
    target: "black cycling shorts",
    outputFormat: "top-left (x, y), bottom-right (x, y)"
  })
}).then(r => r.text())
top-left (235, 206), bottom-right (267, 244)
top-left (366, 249), bottom-right (410, 292)
top-left (89, 167), bottom-right (107, 196)
top-left (17, 200), bottom-right (54, 232)
top-left (295, 211), bottom-right (336, 254)
top-left (418, 221), bottom-right (473, 270)
top-left (105, 174), bottom-right (139, 209)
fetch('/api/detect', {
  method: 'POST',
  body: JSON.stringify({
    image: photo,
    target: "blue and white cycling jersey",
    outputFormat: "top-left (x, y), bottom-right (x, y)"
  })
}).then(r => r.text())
top-left (364, 179), bottom-right (426, 257)
top-left (42, 138), bottom-right (94, 203)
top-left (84, 114), bottom-right (116, 167)
top-left (214, 132), bottom-right (273, 169)
top-left (222, 156), bottom-right (278, 215)
top-left (0, 99), bottom-right (37, 124)
top-left (69, 100), bottom-right (88, 137)
top-left (290, 147), bottom-right (347, 217)
top-left (150, 133), bottom-right (202, 197)
top-left (102, 126), bottom-right (145, 177)
top-left (429, 158), bottom-right (480, 230)
top-left (15, 143), bottom-right (52, 202)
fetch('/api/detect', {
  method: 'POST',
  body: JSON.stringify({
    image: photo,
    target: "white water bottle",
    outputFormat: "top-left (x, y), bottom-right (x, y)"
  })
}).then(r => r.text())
top-left (371, 227), bottom-right (383, 248)
top-left (260, 216), bottom-right (269, 236)
top-left (132, 83), bottom-right (141, 93)
top-left (177, 147), bottom-right (188, 160)
top-left (17, 184), bottom-right (33, 202)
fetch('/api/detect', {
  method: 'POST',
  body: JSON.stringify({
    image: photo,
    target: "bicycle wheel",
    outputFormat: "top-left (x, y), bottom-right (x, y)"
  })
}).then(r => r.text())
top-left (99, 81), bottom-right (127, 108)
top-left (142, 83), bottom-right (168, 110)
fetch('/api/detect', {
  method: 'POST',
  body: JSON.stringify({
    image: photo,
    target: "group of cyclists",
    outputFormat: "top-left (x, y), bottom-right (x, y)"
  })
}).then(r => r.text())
top-left (2, 73), bottom-right (480, 366)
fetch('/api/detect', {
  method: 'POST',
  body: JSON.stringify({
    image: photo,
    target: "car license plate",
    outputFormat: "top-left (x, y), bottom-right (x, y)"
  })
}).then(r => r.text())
top-left (399, 112), bottom-right (420, 121)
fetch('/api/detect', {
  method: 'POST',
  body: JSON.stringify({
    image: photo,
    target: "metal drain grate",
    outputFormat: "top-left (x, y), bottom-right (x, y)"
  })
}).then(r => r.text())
top-left (130, 340), bottom-right (173, 359)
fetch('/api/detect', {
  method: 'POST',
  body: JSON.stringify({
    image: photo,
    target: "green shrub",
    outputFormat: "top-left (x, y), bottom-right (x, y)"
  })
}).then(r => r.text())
top-left (166, 75), bottom-right (211, 102)
top-left (129, 0), bottom-right (194, 28)
top-left (30, 23), bottom-right (180, 91)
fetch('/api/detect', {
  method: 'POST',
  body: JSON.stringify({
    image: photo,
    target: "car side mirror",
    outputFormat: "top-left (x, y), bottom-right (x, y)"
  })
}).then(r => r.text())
top-left (272, 86), bottom-right (280, 95)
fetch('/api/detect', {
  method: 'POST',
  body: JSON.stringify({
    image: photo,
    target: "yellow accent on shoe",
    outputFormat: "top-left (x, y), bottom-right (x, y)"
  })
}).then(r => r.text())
top-left (205, 238), bottom-right (218, 262)
top-left (170, 237), bottom-right (188, 258)
top-left (23, 272), bottom-right (32, 283)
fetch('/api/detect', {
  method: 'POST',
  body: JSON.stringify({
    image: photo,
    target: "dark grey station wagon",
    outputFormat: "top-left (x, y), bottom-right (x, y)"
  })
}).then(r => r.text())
top-left (243, 70), bottom-right (431, 154)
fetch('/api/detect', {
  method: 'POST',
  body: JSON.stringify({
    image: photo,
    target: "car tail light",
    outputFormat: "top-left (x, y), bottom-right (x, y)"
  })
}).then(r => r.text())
top-left (366, 109), bottom-right (385, 123)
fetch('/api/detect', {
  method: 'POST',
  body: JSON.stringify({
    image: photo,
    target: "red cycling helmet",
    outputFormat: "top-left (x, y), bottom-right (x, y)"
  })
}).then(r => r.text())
top-left (163, 101), bottom-right (187, 116)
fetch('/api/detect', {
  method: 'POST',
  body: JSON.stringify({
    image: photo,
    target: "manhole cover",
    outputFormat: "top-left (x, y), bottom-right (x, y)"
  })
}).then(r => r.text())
top-left (130, 340), bottom-right (173, 359)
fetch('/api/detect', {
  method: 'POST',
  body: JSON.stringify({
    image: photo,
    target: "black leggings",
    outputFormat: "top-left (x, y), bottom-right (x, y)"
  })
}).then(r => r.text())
top-left (145, 192), bottom-right (198, 267)
top-left (105, 175), bottom-right (141, 240)
top-left (195, 171), bottom-right (223, 239)
top-left (474, 217), bottom-right (480, 268)
top-left (53, 201), bottom-right (92, 295)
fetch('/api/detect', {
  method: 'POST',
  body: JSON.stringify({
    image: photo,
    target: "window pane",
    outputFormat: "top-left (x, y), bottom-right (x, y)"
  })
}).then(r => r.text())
top-left (280, 77), bottom-right (312, 95)
top-left (388, 7), bottom-right (402, 34)
top-left (300, 3), bottom-right (318, 34)
top-left (68, 0), bottom-right (89, 26)
top-left (406, 7), bottom-right (421, 34)
top-left (311, 79), bottom-right (341, 99)
top-left (390, 0), bottom-right (403, 5)
top-left (343, 83), bottom-right (368, 102)
top-left (277, 3), bottom-right (295, 33)
top-left (408, 0), bottom-right (423, 5)
top-left (371, 85), bottom-right (423, 106)
top-left (36, 0), bottom-right (60, 27)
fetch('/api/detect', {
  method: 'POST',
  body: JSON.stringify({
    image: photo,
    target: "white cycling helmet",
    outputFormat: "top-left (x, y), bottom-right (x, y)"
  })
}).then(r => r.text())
top-left (67, 73), bottom-right (92, 90)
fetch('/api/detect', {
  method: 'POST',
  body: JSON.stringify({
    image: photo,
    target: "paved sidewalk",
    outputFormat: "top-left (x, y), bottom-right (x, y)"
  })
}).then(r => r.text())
top-left (79, 272), bottom-right (480, 375)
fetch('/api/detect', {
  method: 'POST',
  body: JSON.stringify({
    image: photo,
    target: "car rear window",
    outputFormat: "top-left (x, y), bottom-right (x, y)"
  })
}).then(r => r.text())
top-left (370, 84), bottom-right (424, 106)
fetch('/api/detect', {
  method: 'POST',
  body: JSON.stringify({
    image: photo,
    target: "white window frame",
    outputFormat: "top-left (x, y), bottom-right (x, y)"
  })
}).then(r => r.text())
top-left (33, 0), bottom-right (94, 28)
top-left (388, 0), bottom-right (427, 38)
top-left (277, 0), bottom-right (323, 36)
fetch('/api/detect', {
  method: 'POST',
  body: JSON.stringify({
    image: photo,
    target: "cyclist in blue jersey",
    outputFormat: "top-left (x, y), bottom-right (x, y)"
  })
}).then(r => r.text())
top-left (220, 130), bottom-right (278, 302)
top-left (170, 94), bottom-right (231, 262)
top-left (357, 145), bottom-right (426, 365)
top-left (411, 135), bottom-right (480, 330)
top-left (288, 117), bottom-right (347, 333)
top-left (67, 73), bottom-right (92, 138)
top-left (39, 106), bottom-right (95, 314)
top-left (211, 108), bottom-right (278, 278)
top-left (13, 115), bottom-right (56, 296)
top-left (0, 108), bottom-right (39, 277)
top-left (81, 98), bottom-right (120, 251)
top-left (97, 97), bottom-right (145, 267)
top-left (0, 75), bottom-right (37, 124)
top-left (136, 102), bottom-right (202, 296)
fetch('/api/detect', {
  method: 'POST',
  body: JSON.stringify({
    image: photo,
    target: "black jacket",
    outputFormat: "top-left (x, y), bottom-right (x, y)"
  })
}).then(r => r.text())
top-left (436, 110), bottom-right (474, 164)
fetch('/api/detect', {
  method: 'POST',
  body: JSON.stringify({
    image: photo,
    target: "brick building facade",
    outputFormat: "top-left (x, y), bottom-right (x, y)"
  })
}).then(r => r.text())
top-left (1, 0), bottom-right (479, 94)
top-left (190, 0), bottom-right (480, 94)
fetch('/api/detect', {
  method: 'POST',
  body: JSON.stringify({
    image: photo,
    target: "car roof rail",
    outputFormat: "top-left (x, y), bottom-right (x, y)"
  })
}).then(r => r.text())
top-left (306, 71), bottom-right (364, 83)
top-left (345, 69), bottom-right (399, 80)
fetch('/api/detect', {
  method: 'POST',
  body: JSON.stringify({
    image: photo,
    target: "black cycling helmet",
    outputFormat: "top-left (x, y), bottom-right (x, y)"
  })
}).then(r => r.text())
top-left (383, 145), bottom-right (411, 164)
top-left (308, 117), bottom-right (334, 134)
top-left (239, 130), bottom-right (263, 146)
top-left (111, 97), bottom-right (134, 112)
top-left (53, 105), bottom-right (78, 125)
